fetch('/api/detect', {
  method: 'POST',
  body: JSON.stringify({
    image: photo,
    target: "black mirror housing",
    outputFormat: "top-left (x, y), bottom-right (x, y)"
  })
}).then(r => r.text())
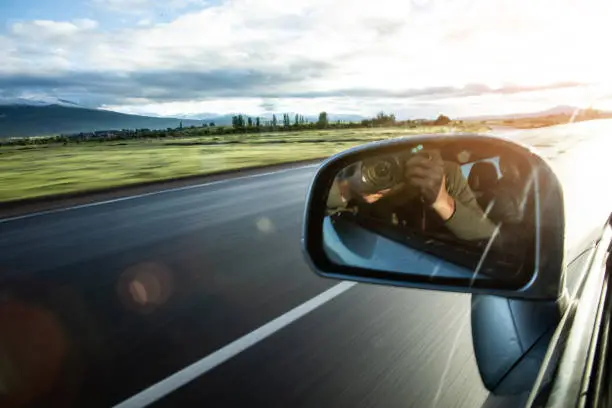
top-left (301, 133), bottom-right (565, 300)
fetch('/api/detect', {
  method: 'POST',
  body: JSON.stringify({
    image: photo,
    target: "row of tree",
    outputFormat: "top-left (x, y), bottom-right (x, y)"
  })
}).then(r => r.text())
top-left (0, 112), bottom-right (454, 147)
top-left (359, 112), bottom-right (451, 127)
top-left (228, 111), bottom-right (452, 131)
top-left (230, 112), bottom-right (328, 130)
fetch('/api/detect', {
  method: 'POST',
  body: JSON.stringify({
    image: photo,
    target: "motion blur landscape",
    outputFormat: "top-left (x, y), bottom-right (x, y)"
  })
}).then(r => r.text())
top-left (2, 103), bottom-right (612, 202)
top-left (3, 0), bottom-right (612, 204)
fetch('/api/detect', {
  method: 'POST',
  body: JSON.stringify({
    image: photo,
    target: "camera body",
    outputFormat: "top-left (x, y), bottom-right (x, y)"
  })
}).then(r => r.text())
top-left (340, 145), bottom-right (429, 196)
top-left (355, 154), bottom-right (407, 195)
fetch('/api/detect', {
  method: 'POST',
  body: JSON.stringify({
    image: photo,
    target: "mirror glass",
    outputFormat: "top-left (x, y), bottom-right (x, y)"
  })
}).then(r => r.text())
top-left (322, 140), bottom-right (537, 287)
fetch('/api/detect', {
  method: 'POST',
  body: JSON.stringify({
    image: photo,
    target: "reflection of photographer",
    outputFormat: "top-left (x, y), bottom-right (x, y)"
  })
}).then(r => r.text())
top-left (327, 149), bottom-right (497, 242)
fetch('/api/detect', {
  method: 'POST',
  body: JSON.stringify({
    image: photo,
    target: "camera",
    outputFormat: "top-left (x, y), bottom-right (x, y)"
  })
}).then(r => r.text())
top-left (339, 145), bottom-right (430, 196)
top-left (356, 154), bottom-right (406, 195)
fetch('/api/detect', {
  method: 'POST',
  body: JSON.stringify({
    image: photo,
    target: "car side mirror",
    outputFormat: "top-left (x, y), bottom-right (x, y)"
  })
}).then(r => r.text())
top-left (302, 133), bottom-right (565, 300)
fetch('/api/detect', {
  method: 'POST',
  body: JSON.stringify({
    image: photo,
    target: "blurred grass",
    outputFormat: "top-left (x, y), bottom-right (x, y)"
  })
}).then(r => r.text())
top-left (0, 124), bottom-right (488, 202)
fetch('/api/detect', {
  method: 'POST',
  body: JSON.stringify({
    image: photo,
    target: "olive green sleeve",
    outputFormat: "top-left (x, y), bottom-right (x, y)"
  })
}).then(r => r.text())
top-left (443, 162), bottom-right (497, 241)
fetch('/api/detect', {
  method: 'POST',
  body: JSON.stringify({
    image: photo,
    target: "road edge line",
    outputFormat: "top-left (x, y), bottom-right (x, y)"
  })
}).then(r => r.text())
top-left (0, 164), bottom-right (319, 224)
top-left (112, 281), bottom-right (357, 408)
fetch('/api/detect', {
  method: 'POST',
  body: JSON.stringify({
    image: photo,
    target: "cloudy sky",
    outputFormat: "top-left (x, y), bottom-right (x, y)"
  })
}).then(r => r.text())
top-left (1, 0), bottom-right (611, 118)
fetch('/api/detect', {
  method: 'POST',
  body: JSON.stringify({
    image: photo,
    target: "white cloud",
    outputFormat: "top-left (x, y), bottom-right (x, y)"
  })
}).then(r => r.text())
top-left (74, 19), bottom-right (99, 30)
top-left (10, 18), bottom-right (98, 37)
top-left (92, 0), bottom-right (157, 13)
top-left (92, 0), bottom-right (208, 14)
top-left (4, 0), bottom-right (612, 116)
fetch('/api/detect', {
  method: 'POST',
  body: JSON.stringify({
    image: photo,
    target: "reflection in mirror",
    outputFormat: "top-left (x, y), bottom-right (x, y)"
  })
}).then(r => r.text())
top-left (323, 140), bottom-right (536, 287)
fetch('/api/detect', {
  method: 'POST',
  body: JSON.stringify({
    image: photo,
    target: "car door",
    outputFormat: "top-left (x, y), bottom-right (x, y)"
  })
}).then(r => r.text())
top-left (526, 220), bottom-right (612, 407)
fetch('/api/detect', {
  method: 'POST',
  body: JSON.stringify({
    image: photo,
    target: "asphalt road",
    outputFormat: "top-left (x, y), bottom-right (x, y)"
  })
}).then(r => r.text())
top-left (2, 120), bottom-right (612, 408)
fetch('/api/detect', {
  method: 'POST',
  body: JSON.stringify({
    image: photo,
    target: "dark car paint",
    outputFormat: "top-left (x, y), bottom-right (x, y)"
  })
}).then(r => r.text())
top-left (470, 231), bottom-right (605, 408)
top-left (531, 223), bottom-right (612, 407)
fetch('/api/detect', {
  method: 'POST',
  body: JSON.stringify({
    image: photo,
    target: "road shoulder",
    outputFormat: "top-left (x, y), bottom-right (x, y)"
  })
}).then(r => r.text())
top-left (0, 158), bottom-right (322, 219)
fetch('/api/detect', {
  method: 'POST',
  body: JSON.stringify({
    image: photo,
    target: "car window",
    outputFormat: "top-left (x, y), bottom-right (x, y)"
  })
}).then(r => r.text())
top-left (460, 157), bottom-right (502, 180)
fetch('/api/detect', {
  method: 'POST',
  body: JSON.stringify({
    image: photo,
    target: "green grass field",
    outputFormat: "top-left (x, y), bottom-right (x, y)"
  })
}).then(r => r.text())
top-left (0, 124), bottom-right (488, 202)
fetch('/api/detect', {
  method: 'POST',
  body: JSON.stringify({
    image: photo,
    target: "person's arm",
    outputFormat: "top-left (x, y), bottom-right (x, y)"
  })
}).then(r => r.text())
top-left (438, 162), bottom-right (497, 241)
top-left (404, 152), bottom-right (497, 241)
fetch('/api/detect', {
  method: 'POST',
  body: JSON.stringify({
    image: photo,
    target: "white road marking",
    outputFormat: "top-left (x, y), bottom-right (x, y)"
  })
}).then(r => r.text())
top-left (112, 281), bottom-right (357, 408)
top-left (0, 164), bottom-right (319, 224)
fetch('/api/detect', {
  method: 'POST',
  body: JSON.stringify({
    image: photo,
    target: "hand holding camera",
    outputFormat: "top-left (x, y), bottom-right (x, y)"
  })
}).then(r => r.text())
top-left (329, 147), bottom-right (454, 218)
top-left (404, 150), bottom-right (445, 204)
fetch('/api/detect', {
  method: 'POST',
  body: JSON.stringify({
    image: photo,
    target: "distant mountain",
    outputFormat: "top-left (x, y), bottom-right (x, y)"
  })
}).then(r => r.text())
top-left (170, 112), bottom-right (221, 121)
top-left (461, 105), bottom-right (593, 121)
top-left (0, 100), bottom-right (370, 138)
top-left (0, 104), bottom-right (206, 138)
top-left (177, 114), bottom-right (247, 126)
top-left (0, 96), bottom-right (87, 109)
top-left (325, 113), bottom-right (368, 122)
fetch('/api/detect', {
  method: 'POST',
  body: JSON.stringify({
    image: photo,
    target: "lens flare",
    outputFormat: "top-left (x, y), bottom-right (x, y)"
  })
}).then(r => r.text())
top-left (117, 262), bottom-right (174, 314)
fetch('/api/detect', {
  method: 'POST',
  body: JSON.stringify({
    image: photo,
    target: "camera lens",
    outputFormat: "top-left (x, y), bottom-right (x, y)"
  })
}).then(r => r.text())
top-left (373, 162), bottom-right (391, 178)
top-left (358, 156), bottom-right (401, 194)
